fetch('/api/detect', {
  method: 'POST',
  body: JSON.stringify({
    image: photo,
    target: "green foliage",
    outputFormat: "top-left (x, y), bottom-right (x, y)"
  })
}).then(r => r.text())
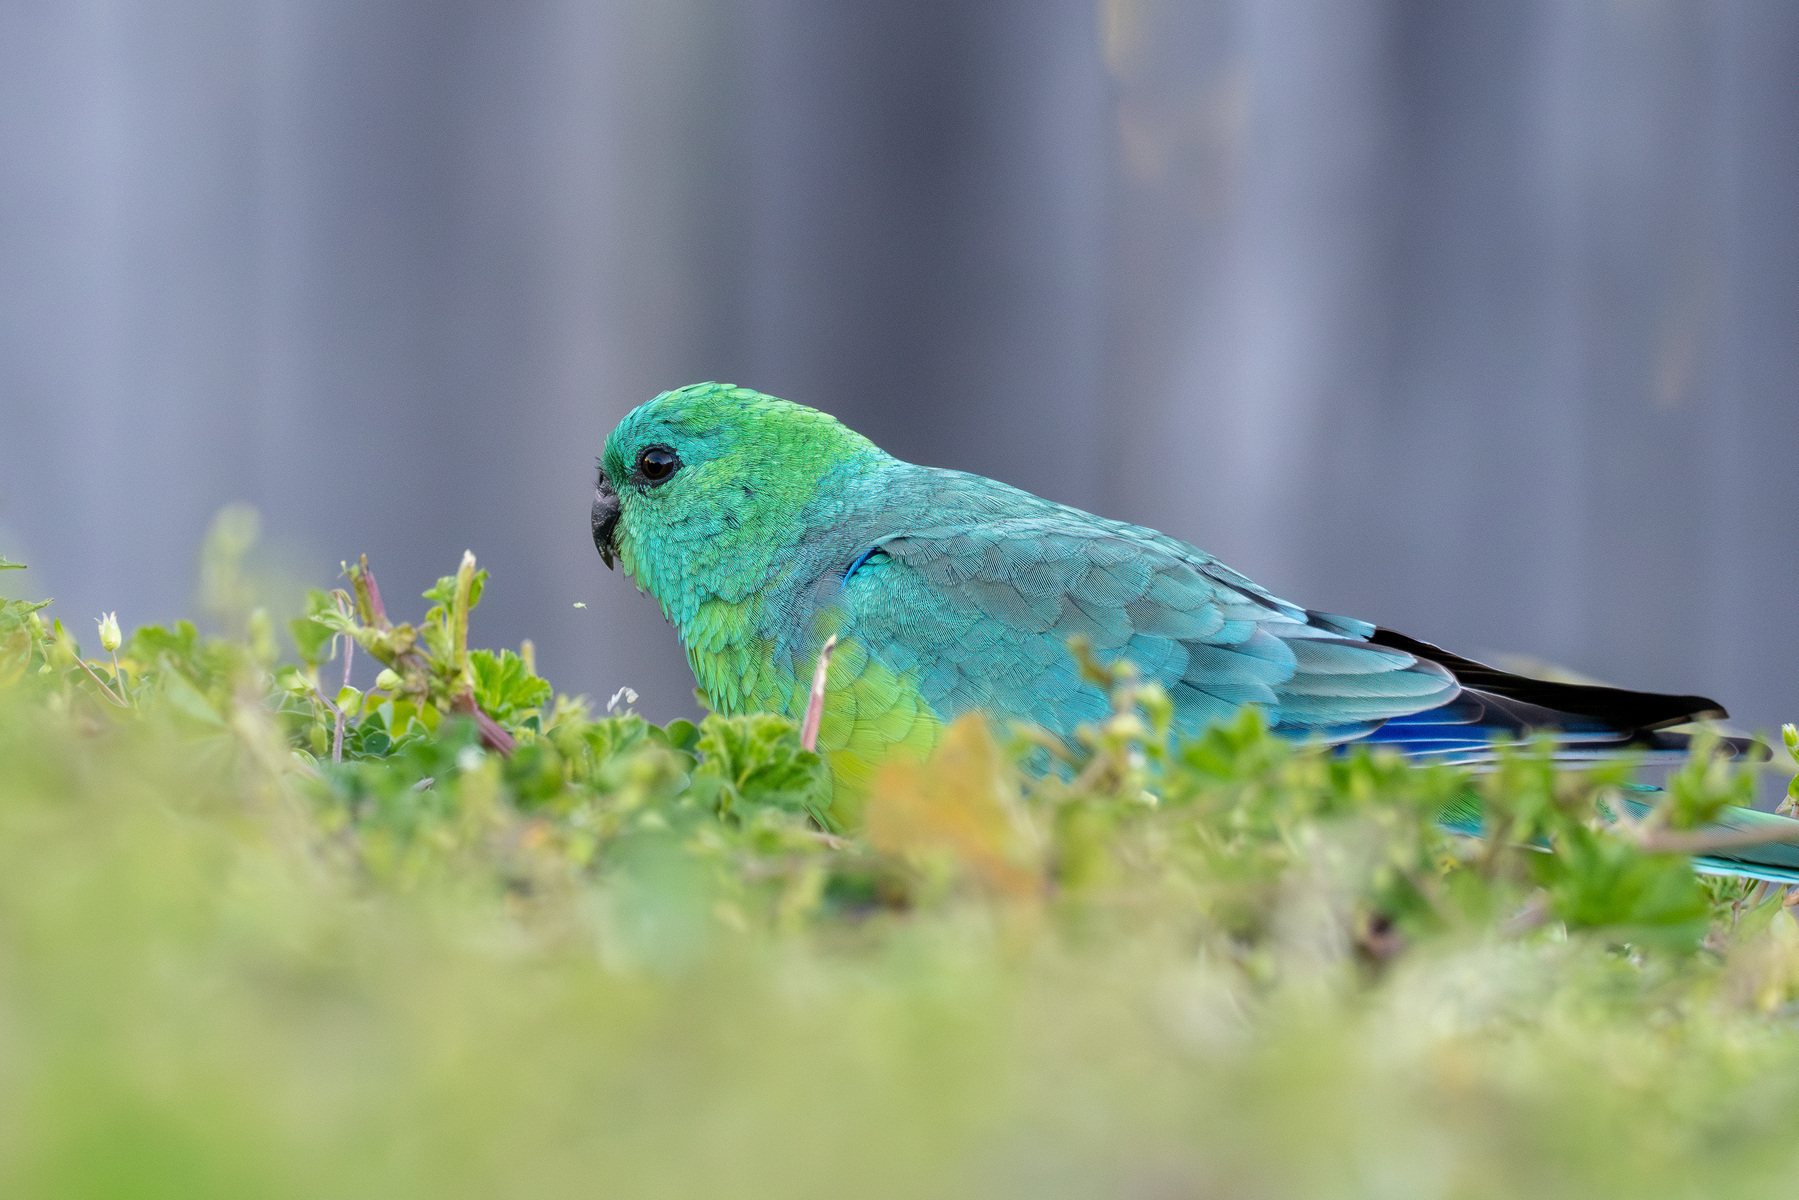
top-left (0, 584), bottom-right (51, 687)
top-left (469, 648), bottom-right (552, 726)
top-left (1780, 723), bottom-right (1799, 816)
top-left (689, 712), bottom-right (833, 828)
top-left (287, 596), bottom-right (336, 667)
top-left (3, 542), bottom-right (1799, 1197)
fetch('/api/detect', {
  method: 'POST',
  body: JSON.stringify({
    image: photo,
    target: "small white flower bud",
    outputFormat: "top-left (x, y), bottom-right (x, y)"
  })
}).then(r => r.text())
top-left (96, 611), bottom-right (121, 653)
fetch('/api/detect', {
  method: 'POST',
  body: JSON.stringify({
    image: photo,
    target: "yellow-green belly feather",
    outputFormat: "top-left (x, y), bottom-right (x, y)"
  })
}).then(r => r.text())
top-left (690, 630), bottom-right (940, 818)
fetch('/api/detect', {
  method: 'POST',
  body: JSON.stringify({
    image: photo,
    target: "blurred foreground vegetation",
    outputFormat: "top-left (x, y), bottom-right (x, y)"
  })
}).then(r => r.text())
top-left (3, 524), bottom-right (1799, 1199)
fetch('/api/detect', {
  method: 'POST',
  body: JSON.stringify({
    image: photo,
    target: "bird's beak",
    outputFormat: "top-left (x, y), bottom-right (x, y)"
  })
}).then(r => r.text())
top-left (592, 472), bottom-right (621, 569)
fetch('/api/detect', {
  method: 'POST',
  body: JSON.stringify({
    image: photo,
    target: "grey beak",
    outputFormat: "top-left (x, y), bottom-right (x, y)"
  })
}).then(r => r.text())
top-left (592, 473), bottom-right (621, 569)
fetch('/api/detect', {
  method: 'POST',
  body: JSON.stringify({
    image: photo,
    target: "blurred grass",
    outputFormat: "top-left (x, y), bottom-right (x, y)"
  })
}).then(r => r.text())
top-left (4, 547), bottom-right (1799, 1198)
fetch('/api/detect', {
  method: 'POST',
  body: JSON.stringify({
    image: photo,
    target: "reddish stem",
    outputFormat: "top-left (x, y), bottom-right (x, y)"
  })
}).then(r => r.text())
top-left (800, 635), bottom-right (837, 753)
top-left (350, 554), bottom-right (390, 628)
top-left (450, 691), bottom-right (516, 757)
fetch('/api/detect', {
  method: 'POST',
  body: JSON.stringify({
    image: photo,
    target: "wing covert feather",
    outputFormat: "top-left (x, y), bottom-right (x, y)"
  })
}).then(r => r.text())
top-left (829, 515), bottom-right (1458, 743)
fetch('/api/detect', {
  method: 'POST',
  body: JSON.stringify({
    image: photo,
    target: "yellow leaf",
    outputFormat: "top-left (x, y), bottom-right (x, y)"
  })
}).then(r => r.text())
top-left (1726, 905), bottom-right (1799, 1014)
top-left (865, 713), bottom-right (1040, 899)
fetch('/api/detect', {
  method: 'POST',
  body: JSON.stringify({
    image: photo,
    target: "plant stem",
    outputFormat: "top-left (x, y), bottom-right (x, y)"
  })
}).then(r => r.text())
top-left (1632, 825), bottom-right (1799, 855)
top-left (800, 635), bottom-right (837, 753)
top-left (354, 553), bottom-right (389, 626)
top-left (109, 650), bottom-right (129, 707)
top-left (451, 550), bottom-right (476, 684)
top-left (449, 691), bottom-right (515, 756)
top-left (73, 657), bottom-right (129, 708)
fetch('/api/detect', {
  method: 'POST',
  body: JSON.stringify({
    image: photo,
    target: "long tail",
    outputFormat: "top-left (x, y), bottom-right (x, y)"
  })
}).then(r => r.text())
top-left (1437, 790), bottom-right (1799, 886)
top-left (1359, 627), bottom-right (1763, 764)
top-left (1362, 628), bottom-right (1796, 884)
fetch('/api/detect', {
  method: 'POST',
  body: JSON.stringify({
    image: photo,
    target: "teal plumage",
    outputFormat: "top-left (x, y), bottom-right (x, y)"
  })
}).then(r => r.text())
top-left (594, 383), bottom-right (1794, 880)
top-left (596, 384), bottom-right (1455, 746)
top-left (815, 467), bottom-right (1458, 740)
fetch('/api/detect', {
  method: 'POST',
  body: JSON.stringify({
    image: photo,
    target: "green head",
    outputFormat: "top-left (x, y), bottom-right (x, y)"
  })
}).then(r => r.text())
top-left (593, 383), bottom-right (883, 626)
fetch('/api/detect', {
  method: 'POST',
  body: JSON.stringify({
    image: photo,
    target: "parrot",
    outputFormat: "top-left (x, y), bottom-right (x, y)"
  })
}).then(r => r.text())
top-left (592, 382), bottom-right (1796, 881)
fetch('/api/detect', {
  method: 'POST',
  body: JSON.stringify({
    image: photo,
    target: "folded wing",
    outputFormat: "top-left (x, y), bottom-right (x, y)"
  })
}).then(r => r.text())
top-left (831, 513), bottom-right (1459, 744)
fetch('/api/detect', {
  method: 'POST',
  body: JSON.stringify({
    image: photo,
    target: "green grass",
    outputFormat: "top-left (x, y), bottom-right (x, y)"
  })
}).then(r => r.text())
top-left (3, 535), bottom-right (1799, 1199)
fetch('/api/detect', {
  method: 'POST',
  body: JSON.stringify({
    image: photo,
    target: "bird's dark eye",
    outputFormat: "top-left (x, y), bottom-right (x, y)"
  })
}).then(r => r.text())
top-left (637, 445), bottom-right (681, 485)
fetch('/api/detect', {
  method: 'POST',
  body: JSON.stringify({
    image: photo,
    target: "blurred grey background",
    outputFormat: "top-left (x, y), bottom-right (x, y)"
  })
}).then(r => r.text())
top-left (2, 1), bottom-right (1795, 735)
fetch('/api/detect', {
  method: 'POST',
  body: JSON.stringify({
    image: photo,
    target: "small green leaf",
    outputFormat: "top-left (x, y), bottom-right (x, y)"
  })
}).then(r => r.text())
top-left (469, 648), bottom-right (552, 724)
top-left (289, 616), bottom-right (336, 667)
top-left (1542, 827), bottom-right (1709, 949)
top-left (1664, 734), bottom-right (1753, 830)
top-left (156, 666), bottom-right (228, 729)
top-left (0, 595), bottom-right (48, 684)
top-left (273, 665), bottom-right (311, 694)
top-left (690, 712), bottom-right (831, 828)
top-left (661, 719), bottom-right (701, 753)
top-left (420, 569), bottom-right (485, 610)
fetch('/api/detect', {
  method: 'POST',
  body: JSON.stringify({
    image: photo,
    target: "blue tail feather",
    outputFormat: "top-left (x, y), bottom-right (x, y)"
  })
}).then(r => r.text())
top-left (1333, 633), bottom-right (1793, 885)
